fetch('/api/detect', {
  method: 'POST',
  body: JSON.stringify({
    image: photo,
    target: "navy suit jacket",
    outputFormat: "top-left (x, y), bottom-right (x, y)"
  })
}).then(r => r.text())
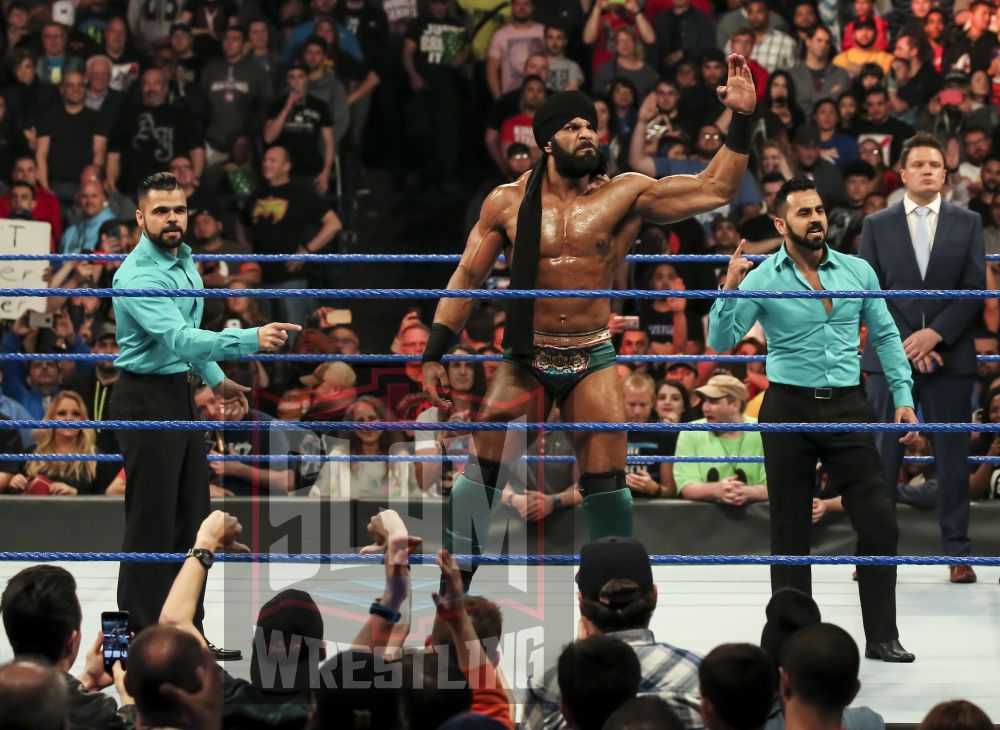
top-left (859, 199), bottom-right (985, 375)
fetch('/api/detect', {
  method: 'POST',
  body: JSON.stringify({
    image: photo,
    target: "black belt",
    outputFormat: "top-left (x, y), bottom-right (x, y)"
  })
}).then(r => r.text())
top-left (769, 381), bottom-right (862, 400)
top-left (120, 370), bottom-right (196, 385)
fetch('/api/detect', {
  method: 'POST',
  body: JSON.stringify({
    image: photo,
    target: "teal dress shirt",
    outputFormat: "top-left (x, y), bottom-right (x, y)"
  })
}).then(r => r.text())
top-left (112, 235), bottom-right (260, 388)
top-left (708, 243), bottom-right (915, 410)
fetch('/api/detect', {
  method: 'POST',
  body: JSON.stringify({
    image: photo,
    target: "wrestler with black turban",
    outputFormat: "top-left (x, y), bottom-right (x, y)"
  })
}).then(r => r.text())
top-left (423, 56), bottom-right (758, 589)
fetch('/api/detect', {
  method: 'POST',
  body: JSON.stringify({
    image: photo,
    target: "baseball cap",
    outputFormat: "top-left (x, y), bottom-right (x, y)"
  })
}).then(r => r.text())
top-left (94, 321), bottom-right (117, 343)
top-left (666, 361), bottom-right (698, 376)
top-left (853, 15), bottom-right (877, 30)
top-left (52, 0), bottom-right (75, 28)
top-left (695, 374), bottom-right (749, 401)
top-left (792, 123), bottom-right (820, 147)
top-left (576, 537), bottom-right (654, 604)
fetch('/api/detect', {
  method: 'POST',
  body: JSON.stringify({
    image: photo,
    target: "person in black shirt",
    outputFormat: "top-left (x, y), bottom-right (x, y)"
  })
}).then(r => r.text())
top-left (890, 33), bottom-right (942, 118)
top-left (106, 67), bottom-right (206, 194)
top-left (35, 70), bottom-right (107, 201)
top-left (402, 1), bottom-right (468, 187)
top-left (622, 373), bottom-right (674, 499)
top-left (61, 322), bottom-right (120, 457)
top-left (942, 0), bottom-right (998, 74)
top-left (0, 414), bottom-right (23, 490)
top-left (238, 145), bottom-right (342, 328)
top-left (264, 61), bottom-right (335, 192)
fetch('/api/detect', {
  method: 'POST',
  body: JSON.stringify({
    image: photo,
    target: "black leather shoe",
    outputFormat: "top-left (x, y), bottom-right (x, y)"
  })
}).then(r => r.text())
top-left (864, 639), bottom-right (915, 663)
top-left (206, 641), bottom-right (243, 661)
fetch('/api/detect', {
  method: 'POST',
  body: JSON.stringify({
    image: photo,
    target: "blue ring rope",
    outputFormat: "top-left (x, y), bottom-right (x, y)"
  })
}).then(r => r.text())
top-left (2, 419), bottom-right (997, 432)
top-left (2, 287), bottom-right (997, 299)
top-left (7, 252), bottom-right (1000, 264)
top-left (5, 352), bottom-right (1000, 364)
top-left (0, 552), bottom-right (995, 566)
top-left (0, 453), bottom-right (985, 464)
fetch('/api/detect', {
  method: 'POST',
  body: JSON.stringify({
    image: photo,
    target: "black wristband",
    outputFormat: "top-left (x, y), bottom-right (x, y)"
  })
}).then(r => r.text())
top-left (422, 323), bottom-right (455, 363)
top-left (725, 112), bottom-right (753, 155)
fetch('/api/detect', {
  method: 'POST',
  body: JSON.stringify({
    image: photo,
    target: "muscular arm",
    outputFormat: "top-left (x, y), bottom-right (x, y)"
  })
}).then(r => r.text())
top-left (631, 145), bottom-right (750, 225)
top-left (431, 188), bottom-right (510, 332)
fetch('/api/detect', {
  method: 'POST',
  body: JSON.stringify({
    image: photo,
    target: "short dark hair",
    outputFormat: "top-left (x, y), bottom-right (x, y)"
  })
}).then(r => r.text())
top-left (558, 636), bottom-right (641, 730)
top-left (780, 623), bottom-right (859, 715)
top-left (773, 178), bottom-right (817, 218)
top-left (760, 171), bottom-right (787, 187)
top-left (125, 626), bottom-right (206, 726)
top-left (971, 0), bottom-right (992, 12)
top-left (398, 650), bottom-right (473, 730)
top-left (224, 24), bottom-right (247, 39)
top-left (699, 643), bottom-right (776, 730)
top-left (900, 132), bottom-right (945, 168)
top-left (311, 650), bottom-right (403, 730)
top-left (0, 659), bottom-right (68, 730)
top-left (10, 180), bottom-right (34, 197)
top-left (601, 696), bottom-right (684, 730)
top-left (250, 589), bottom-right (324, 693)
top-left (964, 124), bottom-right (991, 139)
top-left (843, 160), bottom-right (877, 180)
top-left (0, 565), bottom-right (81, 663)
top-left (731, 27), bottom-right (754, 42)
top-left (579, 578), bottom-right (657, 633)
top-left (137, 171), bottom-right (181, 204)
top-left (864, 86), bottom-right (888, 102)
top-left (811, 97), bottom-right (837, 115)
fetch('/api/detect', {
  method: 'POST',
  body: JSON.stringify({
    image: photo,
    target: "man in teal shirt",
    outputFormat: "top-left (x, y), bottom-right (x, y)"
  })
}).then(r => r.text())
top-left (708, 178), bottom-right (919, 663)
top-left (111, 171), bottom-right (299, 653)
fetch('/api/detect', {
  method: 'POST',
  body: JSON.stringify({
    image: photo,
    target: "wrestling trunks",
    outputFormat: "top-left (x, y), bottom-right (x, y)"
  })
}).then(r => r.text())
top-left (502, 327), bottom-right (617, 403)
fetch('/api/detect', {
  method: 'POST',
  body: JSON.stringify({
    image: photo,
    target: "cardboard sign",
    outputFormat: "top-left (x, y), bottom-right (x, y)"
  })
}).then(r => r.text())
top-left (0, 219), bottom-right (51, 320)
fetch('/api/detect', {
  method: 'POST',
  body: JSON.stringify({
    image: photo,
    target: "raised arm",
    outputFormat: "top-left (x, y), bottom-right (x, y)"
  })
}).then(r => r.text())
top-left (632, 55), bottom-right (756, 225)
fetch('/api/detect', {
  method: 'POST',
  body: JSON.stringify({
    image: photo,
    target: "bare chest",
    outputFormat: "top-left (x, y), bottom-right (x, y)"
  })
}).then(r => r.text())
top-left (502, 197), bottom-right (634, 264)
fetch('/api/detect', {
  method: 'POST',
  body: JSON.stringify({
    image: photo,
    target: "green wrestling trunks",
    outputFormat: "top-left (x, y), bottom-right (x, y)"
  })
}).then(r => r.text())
top-left (502, 327), bottom-right (617, 403)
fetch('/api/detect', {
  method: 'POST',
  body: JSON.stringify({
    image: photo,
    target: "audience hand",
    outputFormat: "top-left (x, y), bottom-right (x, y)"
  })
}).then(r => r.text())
top-left (625, 471), bottom-right (659, 495)
top-left (49, 481), bottom-right (77, 495)
top-left (7, 474), bottom-right (27, 492)
top-left (719, 476), bottom-right (749, 506)
top-left (423, 361), bottom-right (451, 407)
top-left (195, 511), bottom-right (250, 554)
top-left (79, 629), bottom-right (114, 691)
top-left (360, 509), bottom-right (423, 566)
top-left (432, 550), bottom-right (466, 623)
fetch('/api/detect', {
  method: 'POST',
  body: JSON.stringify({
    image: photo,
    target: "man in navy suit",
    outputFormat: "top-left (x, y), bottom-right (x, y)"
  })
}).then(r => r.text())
top-left (861, 132), bottom-right (987, 583)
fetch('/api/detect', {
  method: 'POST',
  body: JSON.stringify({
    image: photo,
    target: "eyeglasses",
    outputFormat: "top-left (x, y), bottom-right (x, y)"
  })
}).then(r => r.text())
top-left (510, 153), bottom-right (530, 160)
top-left (702, 133), bottom-right (721, 140)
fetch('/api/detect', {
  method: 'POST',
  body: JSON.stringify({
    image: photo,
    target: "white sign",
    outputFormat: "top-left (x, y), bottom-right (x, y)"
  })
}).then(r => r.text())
top-left (0, 219), bottom-right (51, 320)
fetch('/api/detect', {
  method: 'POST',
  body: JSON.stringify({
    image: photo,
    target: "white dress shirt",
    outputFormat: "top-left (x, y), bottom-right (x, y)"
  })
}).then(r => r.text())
top-left (903, 192), bottom-right (941, 257)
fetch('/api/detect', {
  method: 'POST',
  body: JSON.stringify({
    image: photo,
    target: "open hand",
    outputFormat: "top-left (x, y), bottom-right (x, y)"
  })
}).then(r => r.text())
top-left (717, 54), bottom-right (756, 115)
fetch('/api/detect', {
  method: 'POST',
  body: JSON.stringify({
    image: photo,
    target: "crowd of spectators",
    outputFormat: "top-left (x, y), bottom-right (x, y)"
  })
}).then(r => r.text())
top-left (0, 1), bottom-right (998, 516)
top-left (1, 514), bottom-right (995, 729)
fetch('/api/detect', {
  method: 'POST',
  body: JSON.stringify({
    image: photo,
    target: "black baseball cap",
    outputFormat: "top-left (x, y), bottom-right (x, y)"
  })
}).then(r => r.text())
top-left (576, 537), bottom-right (654, 603)
top-left (854, 15), bottom-right (877, 30)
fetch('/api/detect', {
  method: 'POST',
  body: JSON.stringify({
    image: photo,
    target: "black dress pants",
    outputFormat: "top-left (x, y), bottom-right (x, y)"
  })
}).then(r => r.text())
top-left (112, 371), bottom-right (209, 633)
top-left (759, 383), bottom-right (900, 643)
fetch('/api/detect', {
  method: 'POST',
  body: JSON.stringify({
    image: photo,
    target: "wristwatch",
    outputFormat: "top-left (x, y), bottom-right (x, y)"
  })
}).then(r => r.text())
top-left (186, 548), bottom-right (214, 569)
top-left (552, 495), bottom-right (562, 509)
top-left (369, 598), bottom-right (401, 625)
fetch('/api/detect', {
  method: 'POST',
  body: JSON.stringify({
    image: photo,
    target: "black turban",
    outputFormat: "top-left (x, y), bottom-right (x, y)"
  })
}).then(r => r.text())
top-left (504, 92), bottom-right (598, 356)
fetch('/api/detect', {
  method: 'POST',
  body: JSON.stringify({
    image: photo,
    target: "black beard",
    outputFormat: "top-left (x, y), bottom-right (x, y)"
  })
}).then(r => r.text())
top-left (148, 227), bottom-right (185, 249)
top-left (787, 224), bottom-right (826, 251)
top-left (550, 139), bottom-right (602, 179)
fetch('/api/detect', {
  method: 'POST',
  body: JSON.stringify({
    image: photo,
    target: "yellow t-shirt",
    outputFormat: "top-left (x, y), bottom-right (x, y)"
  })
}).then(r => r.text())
top-left (832, 47), bottom-right (894, 75)
top-left (458, 0), bottom-right (512, 61)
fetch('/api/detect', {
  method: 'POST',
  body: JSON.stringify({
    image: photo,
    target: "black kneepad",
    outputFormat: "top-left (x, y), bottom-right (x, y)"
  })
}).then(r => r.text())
top-left (580, 470), bottom-right (626, 497)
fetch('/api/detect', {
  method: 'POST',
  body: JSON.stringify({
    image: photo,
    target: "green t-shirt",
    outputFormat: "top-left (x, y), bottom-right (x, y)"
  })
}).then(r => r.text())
top-left (673, 417), bottom-right (766, 494)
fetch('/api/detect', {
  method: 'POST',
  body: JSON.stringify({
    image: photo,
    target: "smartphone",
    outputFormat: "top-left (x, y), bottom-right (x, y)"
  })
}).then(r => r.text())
top-left (102, 611), bottom-right (130, 674)
top-left (620, 315), bottom-right (640, 330)
top-left (939, 89), bottom-right (963, 106)
top-left (28, 311), bottom-right (53, 329)
top-left (225, 318), bottom-right (243, 330)
top-left (324, 309), bottom-right (353, 326)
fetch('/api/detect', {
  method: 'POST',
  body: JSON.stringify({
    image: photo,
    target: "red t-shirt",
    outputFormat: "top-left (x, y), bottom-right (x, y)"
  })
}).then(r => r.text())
top-left (466, 662), bottom-right (514, 730)
top-left (0, 186), bottom-right (63, 248)
top-left (500, 112), bottom-right (538, 151)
